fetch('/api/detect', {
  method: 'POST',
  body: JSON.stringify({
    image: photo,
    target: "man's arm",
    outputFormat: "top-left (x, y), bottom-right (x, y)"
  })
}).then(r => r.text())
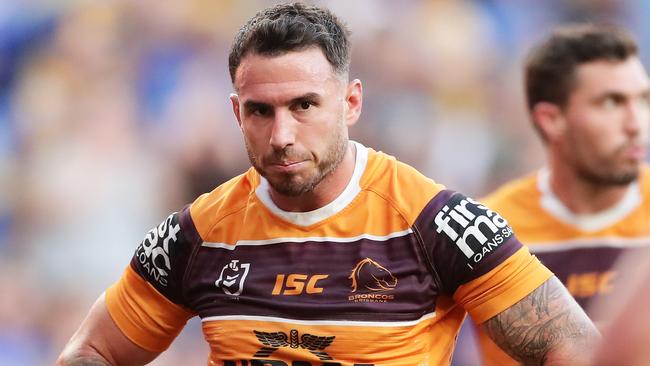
top-left (480, 276), bottom-right (600, 366)
top-left (56, 293), bottom-right (160, 366)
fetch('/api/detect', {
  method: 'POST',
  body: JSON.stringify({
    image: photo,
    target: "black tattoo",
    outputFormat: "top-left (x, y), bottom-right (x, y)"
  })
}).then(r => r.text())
top-left (481, 277), bottom-right (598, 365)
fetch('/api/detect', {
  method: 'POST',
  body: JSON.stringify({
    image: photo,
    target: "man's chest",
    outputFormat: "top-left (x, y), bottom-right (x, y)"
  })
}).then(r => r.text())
top-left (184, 234), bottom-right (438, 320)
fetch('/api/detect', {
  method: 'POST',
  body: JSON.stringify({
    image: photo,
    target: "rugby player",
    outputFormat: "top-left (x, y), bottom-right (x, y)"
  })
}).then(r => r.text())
top-left (57, 3), bottom-right (599, 365)
top-left (473, 24), bottom-right (650, 366)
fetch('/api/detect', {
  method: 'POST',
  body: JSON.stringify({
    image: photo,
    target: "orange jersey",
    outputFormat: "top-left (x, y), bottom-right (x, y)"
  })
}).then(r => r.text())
top-left (477, 167), bottom-right (650, 366)
top-left (106, 142), bottom-right (551, 365)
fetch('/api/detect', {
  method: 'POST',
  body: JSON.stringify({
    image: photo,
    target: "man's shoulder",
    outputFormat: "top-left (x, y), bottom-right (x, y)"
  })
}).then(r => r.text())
top-left (363, 147), bottom-right (443, 191)
top-left (481, 172), bottom-right (540, 212)
top-left (362, 147), bottom-right (446, 222)
top-left (189, 169), bottom-right (257, 238)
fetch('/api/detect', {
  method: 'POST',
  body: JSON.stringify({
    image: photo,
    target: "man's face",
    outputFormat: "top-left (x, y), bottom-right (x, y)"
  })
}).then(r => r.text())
top-left (559, 57), bottom-right (650, 185)
top-left (230, 47), bottom-right (358, 196)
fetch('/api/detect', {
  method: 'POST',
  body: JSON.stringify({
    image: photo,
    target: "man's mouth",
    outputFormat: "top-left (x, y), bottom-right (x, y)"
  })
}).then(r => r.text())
top-left (621, 144), bottom-right (647, 160)
top-left (268, 160), bottom-right (307, 172)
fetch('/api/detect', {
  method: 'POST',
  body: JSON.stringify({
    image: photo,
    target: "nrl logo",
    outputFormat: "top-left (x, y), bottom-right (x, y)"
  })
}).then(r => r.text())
top-left (215, 259), bottom-right (250, 296)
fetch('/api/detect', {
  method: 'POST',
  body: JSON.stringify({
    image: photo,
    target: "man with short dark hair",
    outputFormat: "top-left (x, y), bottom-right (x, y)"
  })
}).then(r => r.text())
top-left (56, 4), bottom-right (598, 365)
top-left (474, 24), bottom-right (650, 365)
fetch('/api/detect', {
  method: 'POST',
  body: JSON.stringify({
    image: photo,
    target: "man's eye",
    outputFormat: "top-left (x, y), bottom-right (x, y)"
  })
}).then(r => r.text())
top-left (253, 106), bottom-right (270, 116)
top-left (602, 95), bottom-right (624, 109)
top-left (603, 97), bottom-right (616, 109)
top-left (640, 93), bottom-right (650, 106)
top-left (299, 101), bottom-right (312, 110)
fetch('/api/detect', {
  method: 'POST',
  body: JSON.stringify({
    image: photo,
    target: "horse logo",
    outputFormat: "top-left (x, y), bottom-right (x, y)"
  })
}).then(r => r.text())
top-left (349, 258), bottom-right (397, 293)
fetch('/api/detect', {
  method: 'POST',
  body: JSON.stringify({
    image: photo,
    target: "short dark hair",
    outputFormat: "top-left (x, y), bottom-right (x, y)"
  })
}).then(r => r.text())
top-left (228, 2), bottom-right (351, 84)
top-left (526, 24), bottom-right (638, 112)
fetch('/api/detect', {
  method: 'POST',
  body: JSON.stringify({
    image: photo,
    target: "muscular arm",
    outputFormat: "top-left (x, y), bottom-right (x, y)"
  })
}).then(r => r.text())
top-left (56, 293), bottom-right (159, 366)
top-left (480, 276), bottom-right (600, 366)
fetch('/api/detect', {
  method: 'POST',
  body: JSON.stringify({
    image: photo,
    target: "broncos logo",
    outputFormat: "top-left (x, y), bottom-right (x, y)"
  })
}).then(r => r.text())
top-left (254, 329), bottom-right (335, 360)
top-left (349, 258), bottom-right (397, 292)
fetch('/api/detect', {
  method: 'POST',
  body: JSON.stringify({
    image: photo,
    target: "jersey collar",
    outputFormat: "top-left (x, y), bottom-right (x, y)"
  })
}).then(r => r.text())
top-left (255, 141), bottom-right (368, 227)
top-left (537, 167), bottom-right (642, 232)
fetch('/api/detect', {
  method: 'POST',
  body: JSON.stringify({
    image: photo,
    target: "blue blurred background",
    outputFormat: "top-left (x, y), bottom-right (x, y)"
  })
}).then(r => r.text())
top-left (1, 1), bottom-right (649, 365)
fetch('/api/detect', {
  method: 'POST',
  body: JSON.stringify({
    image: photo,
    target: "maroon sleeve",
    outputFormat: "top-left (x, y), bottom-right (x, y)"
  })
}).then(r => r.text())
top-left (129, 205), bottom-right (202, 306)
top-left (413, 190), bottom-right (523, 295)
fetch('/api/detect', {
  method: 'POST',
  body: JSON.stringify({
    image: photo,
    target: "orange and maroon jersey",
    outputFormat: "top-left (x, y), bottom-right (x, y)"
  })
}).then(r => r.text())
top-left (106, 142), bottom-right (551, 365)
top-left (476, 167), bottom-right (650, 366)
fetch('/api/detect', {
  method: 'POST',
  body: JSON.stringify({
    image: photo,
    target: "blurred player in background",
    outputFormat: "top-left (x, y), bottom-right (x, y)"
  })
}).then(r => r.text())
top-left (473, 24), bottom-right (650, 365)
top-left (592, 252), bottom-right (650, 365)
top-left (56, 3), bottom-right (598, 365)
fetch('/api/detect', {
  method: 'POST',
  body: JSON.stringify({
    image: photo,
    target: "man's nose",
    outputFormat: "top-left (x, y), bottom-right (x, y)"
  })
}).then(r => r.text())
top-left (624, 98), bottom-right (650, 137)
top-left (269, 110), bottom-right (297, 150)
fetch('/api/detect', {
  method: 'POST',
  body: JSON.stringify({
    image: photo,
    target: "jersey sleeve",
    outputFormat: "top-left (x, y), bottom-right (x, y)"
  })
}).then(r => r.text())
top-left (453, 246), bottom-right (552, 323)
top-left (413, 190), bottom-right (553, 322)
top-left (105, 205), bottom-right (201, 352)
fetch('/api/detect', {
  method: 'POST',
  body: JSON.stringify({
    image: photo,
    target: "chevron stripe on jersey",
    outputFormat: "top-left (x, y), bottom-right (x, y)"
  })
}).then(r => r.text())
top-left (106, 141), bottom-right (551, 365)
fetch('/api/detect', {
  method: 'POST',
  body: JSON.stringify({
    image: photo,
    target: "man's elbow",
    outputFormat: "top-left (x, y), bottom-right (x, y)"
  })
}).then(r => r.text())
top-left (56, 343), bottom-right (112, 366)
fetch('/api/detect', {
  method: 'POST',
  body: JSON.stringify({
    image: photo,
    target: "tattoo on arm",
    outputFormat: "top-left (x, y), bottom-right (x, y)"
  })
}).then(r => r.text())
top-left (481, 276), bottom-right (599, 365)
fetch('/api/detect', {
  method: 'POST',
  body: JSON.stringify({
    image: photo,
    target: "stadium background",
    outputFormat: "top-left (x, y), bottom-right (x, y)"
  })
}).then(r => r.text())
top-left (1, 1), bottom-right (649, 365)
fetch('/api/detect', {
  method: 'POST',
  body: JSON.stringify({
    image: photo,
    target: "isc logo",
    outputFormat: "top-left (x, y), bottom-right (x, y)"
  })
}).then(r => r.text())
top-left (272, 274), bottom-right (329, 295)
top-left (566, 271), bottom-right (616, 298)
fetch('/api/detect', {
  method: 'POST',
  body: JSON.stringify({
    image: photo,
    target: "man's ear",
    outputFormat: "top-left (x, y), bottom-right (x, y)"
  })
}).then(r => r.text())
top-left (344, 79), bottom-right (363, 127)
top-left (230, 93), bottom-right (242, 128)
top-left (532, 102), bottom-right (566, 142)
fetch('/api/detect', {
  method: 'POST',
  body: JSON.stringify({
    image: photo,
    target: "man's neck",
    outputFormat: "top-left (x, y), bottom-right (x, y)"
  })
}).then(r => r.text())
top-left (548, 160), bottom-right (633, 215)
top-left (270, 142), bottom-right (357, 212)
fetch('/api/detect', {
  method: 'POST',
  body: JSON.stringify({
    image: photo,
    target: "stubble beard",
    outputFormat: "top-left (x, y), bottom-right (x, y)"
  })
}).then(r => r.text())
top-left (245, 127), bottom-right (349, 197)
top-left (575, 146), bottom-right (641, 187)
top-left (576, 164), bottom-right (639, 186)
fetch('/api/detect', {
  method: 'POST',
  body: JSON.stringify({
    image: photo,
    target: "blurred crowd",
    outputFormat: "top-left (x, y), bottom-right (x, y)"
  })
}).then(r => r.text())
top-left (1, 0), bottom-right (649, 365)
